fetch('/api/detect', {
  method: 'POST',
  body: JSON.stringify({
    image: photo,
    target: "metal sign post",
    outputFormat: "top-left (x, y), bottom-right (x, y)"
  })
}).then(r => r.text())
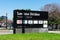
top-left (22, 12), bottom-right (25, 33)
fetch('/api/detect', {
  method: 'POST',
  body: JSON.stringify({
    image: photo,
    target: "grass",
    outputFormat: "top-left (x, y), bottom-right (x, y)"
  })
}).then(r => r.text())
top-left (0, 33), bottom-right (60, 40)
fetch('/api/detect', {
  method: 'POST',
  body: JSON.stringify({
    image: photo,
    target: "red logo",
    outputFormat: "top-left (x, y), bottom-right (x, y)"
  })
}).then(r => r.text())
top-left (17, 20), bottom-right (22, 24)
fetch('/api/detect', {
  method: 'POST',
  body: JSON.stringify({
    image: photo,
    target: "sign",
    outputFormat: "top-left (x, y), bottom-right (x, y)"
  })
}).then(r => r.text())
top-left (13, 9), bottom-right (48, 33)
top-left (13, 10), bottom-right (48, 28)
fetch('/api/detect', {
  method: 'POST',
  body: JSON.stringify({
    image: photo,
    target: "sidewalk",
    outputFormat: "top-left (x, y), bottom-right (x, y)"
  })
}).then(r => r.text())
top-left (48, 31), bottom-right (60, 34)
top-left (0, 30), bottom-right (13, 34)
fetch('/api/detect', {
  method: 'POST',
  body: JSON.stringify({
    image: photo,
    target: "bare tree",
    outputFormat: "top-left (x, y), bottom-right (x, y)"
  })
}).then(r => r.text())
top-left (41, 4), bottom-right (60, 24)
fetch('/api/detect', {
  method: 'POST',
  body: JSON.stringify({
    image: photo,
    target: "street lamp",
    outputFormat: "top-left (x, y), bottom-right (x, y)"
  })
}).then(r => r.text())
top-left (6, 13), bottom-right (7, 29)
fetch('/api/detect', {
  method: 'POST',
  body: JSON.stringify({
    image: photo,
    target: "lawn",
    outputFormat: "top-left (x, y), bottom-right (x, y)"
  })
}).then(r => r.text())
top-left (0, 33), bottom-right (60, 40)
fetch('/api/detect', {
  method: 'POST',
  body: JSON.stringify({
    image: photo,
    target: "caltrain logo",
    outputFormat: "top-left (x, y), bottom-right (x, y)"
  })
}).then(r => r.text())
top-left (17, 20), bottom-right (22, 24)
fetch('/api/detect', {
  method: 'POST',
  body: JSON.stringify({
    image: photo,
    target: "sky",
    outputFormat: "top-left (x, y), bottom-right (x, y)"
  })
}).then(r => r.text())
top-left (0, 0), bottom-right (60, 20)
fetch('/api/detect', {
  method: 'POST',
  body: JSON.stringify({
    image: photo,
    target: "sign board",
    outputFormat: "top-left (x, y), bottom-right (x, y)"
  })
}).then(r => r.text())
top-left (13, 10), bottom-right (48, 33)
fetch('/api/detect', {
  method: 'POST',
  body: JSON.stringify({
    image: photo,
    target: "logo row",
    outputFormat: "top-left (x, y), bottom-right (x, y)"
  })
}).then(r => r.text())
top-left (17, 20), bottom-right (48, 24)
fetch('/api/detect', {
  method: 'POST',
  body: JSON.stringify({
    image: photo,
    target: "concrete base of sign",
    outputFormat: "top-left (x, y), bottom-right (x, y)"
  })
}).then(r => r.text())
top-left (16, 28), bottom-right (48, 33)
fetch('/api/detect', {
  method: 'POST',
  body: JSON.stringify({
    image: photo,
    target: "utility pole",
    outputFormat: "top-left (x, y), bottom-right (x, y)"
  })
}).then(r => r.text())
top-left (6, 13), bottom-right (7, 29)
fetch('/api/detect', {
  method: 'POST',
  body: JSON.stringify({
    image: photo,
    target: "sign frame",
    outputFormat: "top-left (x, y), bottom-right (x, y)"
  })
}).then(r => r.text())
top-left (13, 9), bottom-right (48, 34)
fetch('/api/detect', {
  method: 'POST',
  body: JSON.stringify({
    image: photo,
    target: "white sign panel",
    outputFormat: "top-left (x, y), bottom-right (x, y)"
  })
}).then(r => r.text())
top-left (28, 20), bottom-right (33, 24)
top-left (34, 20), bottom-right (38, 24)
